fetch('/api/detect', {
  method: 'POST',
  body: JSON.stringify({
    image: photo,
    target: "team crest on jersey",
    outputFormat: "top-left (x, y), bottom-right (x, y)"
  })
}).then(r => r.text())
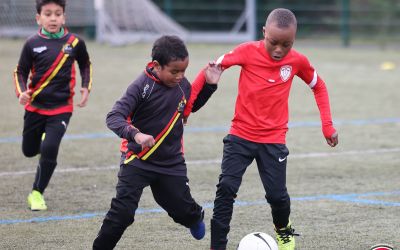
top-left (63, 44), bottom-right (73, 54)
top-left (177, 99), bottom-right (186, 113)
top-left (280, 65), bottom-right (292, 82)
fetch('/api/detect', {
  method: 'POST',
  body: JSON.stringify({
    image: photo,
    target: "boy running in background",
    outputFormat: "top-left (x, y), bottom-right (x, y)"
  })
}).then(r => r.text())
top-left (210, 8), bottom-right (338, 250)
top-left (93, 35), bottom-right (222, 249)
top-left (13, 0), bottom-right (92, 211)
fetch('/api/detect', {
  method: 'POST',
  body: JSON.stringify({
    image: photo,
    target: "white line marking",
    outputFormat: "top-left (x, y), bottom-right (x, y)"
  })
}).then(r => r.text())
top-left (1, 147), bottom-right (399, 177)
top-left (0, 166), bottom-right (118, 177)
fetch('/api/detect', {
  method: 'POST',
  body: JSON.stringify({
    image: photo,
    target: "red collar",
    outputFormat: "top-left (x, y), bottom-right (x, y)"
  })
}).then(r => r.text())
top-left (144, 62), bottom-right (161, 82)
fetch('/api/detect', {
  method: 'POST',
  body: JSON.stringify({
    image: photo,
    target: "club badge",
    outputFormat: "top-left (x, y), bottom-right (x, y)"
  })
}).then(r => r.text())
top-left (177, 99), bottom-right (186, 113)
top-left (280, 65), bottom-right (292, 82)
top-left (63, 44), bottom-right (73, 54)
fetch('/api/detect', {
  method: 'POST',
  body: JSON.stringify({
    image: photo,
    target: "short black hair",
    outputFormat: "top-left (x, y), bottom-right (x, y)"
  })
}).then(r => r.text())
top-left (266, 8), bottom-right (297, 29)
top-left (151, 35), bottom-right (188, 67)
top-left (36, 0), bottom-right (66, 14)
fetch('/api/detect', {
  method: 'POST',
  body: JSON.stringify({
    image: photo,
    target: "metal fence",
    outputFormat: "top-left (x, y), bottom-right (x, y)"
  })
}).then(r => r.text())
top-left (1, 0), bottom-right (399, 46)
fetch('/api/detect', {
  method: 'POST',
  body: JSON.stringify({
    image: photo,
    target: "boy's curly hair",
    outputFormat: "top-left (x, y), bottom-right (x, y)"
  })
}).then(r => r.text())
top-left (151, 35), bottom-right (188, 67)
top-left (36, 0), bottom-right (66, 14)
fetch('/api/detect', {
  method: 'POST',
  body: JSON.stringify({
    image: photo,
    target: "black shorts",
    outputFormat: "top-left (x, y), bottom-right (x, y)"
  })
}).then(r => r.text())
top-left (22, 111), bottom-right (71, 158)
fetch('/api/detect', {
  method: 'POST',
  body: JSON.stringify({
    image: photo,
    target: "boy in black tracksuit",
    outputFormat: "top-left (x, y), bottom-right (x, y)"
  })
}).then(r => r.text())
top-left (93, 35), bottom-right (222, 249)
top-left (13, 0), bottom-right (92, 211)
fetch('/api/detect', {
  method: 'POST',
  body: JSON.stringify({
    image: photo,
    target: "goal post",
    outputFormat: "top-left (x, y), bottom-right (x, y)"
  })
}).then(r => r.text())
top-left (95, 0), bottom-right (257, 45)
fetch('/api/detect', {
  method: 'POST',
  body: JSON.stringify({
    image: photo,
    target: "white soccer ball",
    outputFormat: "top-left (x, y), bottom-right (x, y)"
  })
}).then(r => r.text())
top-left (237, 232), bottom-right (278, 250)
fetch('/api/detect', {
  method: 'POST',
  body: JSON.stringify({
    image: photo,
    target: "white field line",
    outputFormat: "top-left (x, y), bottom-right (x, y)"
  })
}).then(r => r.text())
top-left (1, 147), bottom-right (400, 177)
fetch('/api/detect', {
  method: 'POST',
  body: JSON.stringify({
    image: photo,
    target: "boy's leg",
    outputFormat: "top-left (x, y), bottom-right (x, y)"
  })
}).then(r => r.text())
top-left (255, 143), bottom-right (290, 228)
top-left (211, 134), bottom-right (256, 250)
top-left (22, 111), bottom-right (46, 157)
top-left (151, 174), bottom-right (204, 230)
top-left (32, 113), bottom-right (71, 193)
top-left (256, 144), bottom-right (298, 250)
top-left (93, 166), bottom-right (152, 250)
top-left (23, 112), bottom-right (70, 211)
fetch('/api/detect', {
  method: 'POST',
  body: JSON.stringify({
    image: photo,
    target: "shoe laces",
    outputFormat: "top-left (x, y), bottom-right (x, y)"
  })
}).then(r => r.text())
top-left (32, 192), bottom-right (44, 204)
top-left (276, 226), bottom-right (300, 244)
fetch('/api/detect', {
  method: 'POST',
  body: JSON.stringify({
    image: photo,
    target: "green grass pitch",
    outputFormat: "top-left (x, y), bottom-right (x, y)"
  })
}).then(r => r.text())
top-left (0, 38), bottom-right (399, 249)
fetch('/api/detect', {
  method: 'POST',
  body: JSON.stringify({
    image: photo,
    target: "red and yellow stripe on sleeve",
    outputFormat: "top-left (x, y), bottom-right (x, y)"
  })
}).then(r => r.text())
top-left (87, 62), bottom-right (93, 91)
top-left (13, 65), bottom-right (25, 97)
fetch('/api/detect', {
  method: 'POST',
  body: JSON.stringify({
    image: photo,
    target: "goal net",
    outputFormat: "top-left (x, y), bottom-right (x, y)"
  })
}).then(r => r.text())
top-left (0, 1), bottom-right (36, 37)
top-left (0, 0), bottom-right (256, 44)
top-left (0, 0), bottom-right (95, 38)
top-left (95, 0), bottom-right (188, 45)
top-left (95, 0), bottom-right (256, 45)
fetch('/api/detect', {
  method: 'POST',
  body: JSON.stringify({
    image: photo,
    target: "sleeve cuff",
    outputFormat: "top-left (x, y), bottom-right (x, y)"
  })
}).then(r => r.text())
top-left (129, 126), bottom-right (140, 141)
top-left (204, 83), bottom-right (218, 91)
top-left (322, 126), bottom-right (336, 139)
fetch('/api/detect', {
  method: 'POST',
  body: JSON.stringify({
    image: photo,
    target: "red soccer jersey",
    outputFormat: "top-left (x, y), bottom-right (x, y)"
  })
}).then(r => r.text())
top-left (217, 40), bottom-right (334, 143)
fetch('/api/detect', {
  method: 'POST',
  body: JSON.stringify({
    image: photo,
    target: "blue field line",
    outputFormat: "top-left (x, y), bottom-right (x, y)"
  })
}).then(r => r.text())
top-left (0, 190), bottom-right (399, 225)
top-left (290, 191), bottom-right (400, 206)
top-left (1, 117), bottom-right (400, 144)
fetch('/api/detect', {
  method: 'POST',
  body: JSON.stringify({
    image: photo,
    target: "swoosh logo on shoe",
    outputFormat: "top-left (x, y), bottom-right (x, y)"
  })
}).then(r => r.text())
top-left (278, 157), bottom-right (287, 162)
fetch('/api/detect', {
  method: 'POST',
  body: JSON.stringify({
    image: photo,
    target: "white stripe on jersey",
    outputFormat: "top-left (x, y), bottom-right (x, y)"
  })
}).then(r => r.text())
top-left (216, 54), bottom-right (225, 65)
top-left (309, 70), bottom-right (318, 88)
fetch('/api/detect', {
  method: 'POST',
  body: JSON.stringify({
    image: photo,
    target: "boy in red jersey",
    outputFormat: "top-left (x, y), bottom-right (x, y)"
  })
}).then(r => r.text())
top-left (93, 35), bottom-right (222, 249)
top-left (13, 0), bottom-right (92, 211)
top-left (210, 8), bottom-right (338, 250)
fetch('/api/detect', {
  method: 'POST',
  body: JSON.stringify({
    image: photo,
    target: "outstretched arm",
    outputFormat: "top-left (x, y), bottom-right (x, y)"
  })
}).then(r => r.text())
top-left (191, 63), bottom-right (223, 112)
top-left (183, 63), bottom-right (223, 118)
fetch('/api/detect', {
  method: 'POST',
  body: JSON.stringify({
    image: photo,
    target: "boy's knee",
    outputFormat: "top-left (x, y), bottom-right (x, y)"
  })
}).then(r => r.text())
top-left (40, 143), bottom-right (59, 158)
top-left (265, 191), bottom-right (290, 207)
top-left (216, 178), bottom-right (239, 198)
top-left (113, 209), bottom-right (135, 228)
top-left (107, 198), bottom-right (136, 228)
top-left (22, 147), bottom-right (39, 157)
